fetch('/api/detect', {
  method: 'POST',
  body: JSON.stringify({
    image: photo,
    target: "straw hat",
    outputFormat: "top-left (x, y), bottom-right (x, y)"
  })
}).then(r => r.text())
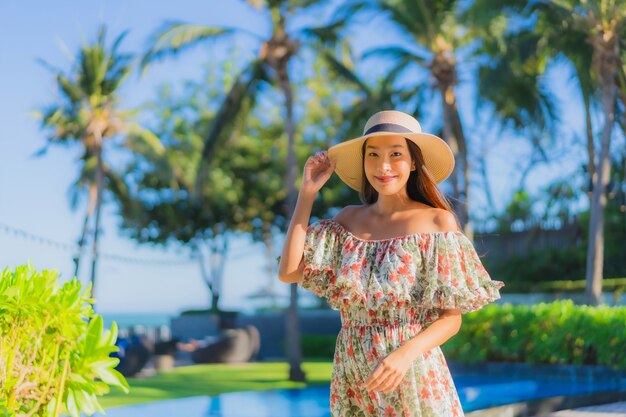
top-left (328, 110), bottom-right (455, 191)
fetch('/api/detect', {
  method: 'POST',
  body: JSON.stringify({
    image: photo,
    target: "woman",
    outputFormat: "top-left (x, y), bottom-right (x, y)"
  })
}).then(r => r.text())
top-left (278, 110), bottom-right (504, 416)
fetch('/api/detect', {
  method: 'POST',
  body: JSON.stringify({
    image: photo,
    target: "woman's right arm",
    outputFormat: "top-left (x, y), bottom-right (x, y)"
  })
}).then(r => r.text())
top-left (278, 150), bottom-right (336, 283)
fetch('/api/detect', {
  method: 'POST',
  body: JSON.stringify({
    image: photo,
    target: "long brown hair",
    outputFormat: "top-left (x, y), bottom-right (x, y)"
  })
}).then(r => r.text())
top-left (360, 138), bottom-right (455, 213)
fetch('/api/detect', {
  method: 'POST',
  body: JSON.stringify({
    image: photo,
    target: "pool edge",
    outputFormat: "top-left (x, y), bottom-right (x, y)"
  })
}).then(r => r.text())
top-left (466, 389), bottom-right (626, 417)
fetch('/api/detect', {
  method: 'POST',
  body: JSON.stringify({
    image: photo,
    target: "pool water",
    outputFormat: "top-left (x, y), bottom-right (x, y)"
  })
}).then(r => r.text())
top-left (101, 387), bottom-right (331, 417)
top-left (100, 373), bottom-right (626, 416)
top-left (455, 373), bottom-right (625, 411)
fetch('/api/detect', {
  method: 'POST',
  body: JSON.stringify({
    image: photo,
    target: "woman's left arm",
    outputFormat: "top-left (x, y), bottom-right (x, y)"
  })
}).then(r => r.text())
top-left (362, 309), bottom-right (462, 393)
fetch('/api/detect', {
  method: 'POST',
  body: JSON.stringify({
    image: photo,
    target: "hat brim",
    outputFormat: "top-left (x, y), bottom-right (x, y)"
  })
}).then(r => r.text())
top-left (328, 131), bottom-right (455, 192)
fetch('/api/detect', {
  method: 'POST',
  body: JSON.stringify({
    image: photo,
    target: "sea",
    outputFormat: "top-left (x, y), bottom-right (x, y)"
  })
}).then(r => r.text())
top-left (100, 312), bottom-right (174, 330)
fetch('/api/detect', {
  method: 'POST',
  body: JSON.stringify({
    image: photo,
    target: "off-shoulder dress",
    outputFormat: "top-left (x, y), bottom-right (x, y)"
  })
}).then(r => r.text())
top-left (299, 219), bottom-right (505, 417)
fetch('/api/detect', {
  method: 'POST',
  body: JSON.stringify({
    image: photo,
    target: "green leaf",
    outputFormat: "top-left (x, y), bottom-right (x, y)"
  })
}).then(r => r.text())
top-left (84, 315), bottom-right (103, 356)
top-left (96, 367), bottom-right (130, 393)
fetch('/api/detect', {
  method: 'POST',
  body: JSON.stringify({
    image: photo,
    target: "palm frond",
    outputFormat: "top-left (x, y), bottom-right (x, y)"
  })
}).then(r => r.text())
top-left (299, 1), bottom-right (368, 45)
top-left (362, 46), bottom-right (429, 67)
top-left (380, 56), bottom-right (414, 96)
top-left (141, 22), bottom-right (233, 72)
top-left (125, 125), bottom-right (166, 162)
top-left (300, 20), bottom-right (345, 45)
top-left (56, 75), bottom-right (83, 104)
top-left (377, 0), bottom-right (458, 44)
top-left (320, 51), bottom-right (370, 93)
top-left (200, 59), bottom-right (270, 165)
top-left (476, 30), bottom-right (558, 136)
top-left (110, 30), bottom-right (130, 57)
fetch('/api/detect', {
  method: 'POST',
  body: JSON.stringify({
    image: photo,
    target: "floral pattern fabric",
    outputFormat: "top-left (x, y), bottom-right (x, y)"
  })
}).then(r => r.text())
top-left (299, 219), bottom-right (505, 417)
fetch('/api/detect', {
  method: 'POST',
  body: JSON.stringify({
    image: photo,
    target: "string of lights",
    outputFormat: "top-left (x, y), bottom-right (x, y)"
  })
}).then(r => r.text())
top-left (0, 222), bottom-right (257, 265)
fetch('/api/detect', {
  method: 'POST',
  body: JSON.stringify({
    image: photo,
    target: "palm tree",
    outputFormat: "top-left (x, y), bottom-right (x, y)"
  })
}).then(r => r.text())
top-left (362, 0), bottom-right (474, 233)
top-left (472, 26), bottom-right (560, 226)
top-left (38, 26), bottom-right (134, 301)
top-left (140, 0), bottom-right (360, 382)
top-left (333, 0), bottom-right (560, 240)
top-left (321, 46), bottom-right (424, 137)
top-left (528, 1), bottom-right (626, 305)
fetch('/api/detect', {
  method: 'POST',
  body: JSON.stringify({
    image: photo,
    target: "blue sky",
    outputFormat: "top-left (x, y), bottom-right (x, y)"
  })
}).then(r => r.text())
top-left (0, 0), bottom-right (590, 314)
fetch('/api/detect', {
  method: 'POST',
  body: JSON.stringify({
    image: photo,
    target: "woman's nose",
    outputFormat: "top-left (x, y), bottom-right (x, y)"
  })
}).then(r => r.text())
top-left (378, 158), bottom-right (392, 171)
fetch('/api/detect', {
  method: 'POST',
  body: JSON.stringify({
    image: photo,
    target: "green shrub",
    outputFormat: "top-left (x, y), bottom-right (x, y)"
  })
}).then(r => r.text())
top-left (443, 300), bottom-right (626, 368)
top-left (503, 277), bottom-right (626, 295)
top-left (0, 264), bottom-right (129, 417)
top-left (301, 335), bottom-right (337, 359)
top-left (485, 246), bottom-right (586, 285)
top-left (300, 301), bottom-right (626, 369)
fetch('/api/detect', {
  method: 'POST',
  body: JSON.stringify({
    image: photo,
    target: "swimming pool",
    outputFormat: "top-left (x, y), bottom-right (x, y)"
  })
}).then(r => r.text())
top-left (100, 371), bottom-right (626, 416)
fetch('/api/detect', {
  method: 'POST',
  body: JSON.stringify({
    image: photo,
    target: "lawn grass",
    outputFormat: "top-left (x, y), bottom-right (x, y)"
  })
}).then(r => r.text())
top-left (99, 360), bottom-right (333, 409)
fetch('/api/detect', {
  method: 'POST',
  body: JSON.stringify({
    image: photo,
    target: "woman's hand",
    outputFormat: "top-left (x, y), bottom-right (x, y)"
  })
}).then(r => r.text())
top-left (362, 346), bottom-right (414, 394)
top-left (300, 150), bottom-right (336, 196)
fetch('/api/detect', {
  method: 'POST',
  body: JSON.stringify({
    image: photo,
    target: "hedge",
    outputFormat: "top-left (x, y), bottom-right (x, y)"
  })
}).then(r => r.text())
top-left (302, 300), bottom-right (626, 369)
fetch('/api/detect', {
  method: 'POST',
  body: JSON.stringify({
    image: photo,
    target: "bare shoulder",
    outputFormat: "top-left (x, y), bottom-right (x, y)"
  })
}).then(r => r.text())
top-left (432, 209), bottom-right (460, 232)
top-left (332, 205), bottom-right (363, 225)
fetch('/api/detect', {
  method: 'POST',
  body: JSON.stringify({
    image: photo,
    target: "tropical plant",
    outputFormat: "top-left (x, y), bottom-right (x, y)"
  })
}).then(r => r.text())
top-left (527, 0), bottom-right (626, 304)
top-left (467, 0), bottom-right (626, 304)
top-left (320, 43), bottom-right (424, 140)
top-left (355, 0), bottom-right (560, 238)
top-left (37, 26), bottom-right (139, 301)
top-left (139, 0), bottom-right (360, 381)
top-left (359, 0), bottom-right (475, 231)
top-left (0, 264), bottom-right (128, 417)
top-left (119, 66), bottom-right (288, 313)
top-left (119, 55), bottom-right (356, 312)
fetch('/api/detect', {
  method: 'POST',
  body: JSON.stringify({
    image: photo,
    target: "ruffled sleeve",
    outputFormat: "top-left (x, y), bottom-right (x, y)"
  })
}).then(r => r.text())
top-left (298, 220), bottom-right (342, 309)
top-left (415, 231), bottom-right (505, 323)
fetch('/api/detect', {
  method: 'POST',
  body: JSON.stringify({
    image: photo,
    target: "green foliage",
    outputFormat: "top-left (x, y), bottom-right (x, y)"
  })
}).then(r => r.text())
top-left (299, 301), bottom-right (626, 369)
top-left (443, 300), bottom-right (626, 368)
top-left (119, 60), bottom-right (288, 243)
top-left (0, 264), bottom-right (129, 417)
top-left (486, 246), bottom-right (586, 286)
top-left (503, 277), bottom-right (626, 295)
top-left (38, 25), bottom-right (133, 146)
top-left (484, 157), bottom-right (626, 285)
top-left (300, 335), bottom-right (337, 359)
top-left (486, 193), bottom-right (626, 286)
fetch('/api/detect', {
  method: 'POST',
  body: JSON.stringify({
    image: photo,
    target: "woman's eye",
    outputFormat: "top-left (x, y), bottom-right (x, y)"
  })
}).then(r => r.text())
top-left (392, 152), bottom-right (402, 156)
top-left (367, 152), bottom-right (378, 157)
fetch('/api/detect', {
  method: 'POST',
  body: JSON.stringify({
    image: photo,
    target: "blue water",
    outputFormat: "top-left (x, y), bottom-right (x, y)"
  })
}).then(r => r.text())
top-left (102, 387), bottom-right (331, 417)
top-left (99, 373), bottom-right (626, 416)
top-left (455, 374), bottom-right (625, 410)
top-left (100, 312), bottom-right (173, 329)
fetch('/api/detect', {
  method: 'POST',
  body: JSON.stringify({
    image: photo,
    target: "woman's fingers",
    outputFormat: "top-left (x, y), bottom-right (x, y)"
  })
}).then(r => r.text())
top-left (308, 151), bottom-right (333, 170)
top-left (380, 373), bottom-right (403, 393)
top-left (364, 364), bottom-right (404, 393)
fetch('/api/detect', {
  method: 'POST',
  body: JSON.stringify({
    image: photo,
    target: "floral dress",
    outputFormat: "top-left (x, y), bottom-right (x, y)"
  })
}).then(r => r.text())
top-left (298, 219), bottom-right (505, 417)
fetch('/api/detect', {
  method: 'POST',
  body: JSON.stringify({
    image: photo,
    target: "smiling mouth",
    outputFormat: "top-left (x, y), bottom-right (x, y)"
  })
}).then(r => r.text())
top-left (374, 176), bottom-right (398, 184)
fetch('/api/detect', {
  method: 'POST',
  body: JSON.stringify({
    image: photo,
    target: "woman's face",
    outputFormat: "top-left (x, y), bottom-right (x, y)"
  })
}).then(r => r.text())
top-left (363, 135), bottom-right (415, 196)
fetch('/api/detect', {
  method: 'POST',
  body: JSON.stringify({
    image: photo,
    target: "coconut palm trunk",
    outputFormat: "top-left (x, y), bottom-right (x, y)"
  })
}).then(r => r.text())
top-left (90, 143), bottom-right (104, 304)
top-left (74, 184), bottom-right (97, 279)
top-left (433, 53), bottom-right (470, 234)
top-left (211, 234), bottom-right (228, 313)
top-left (448, 89), bottom-right (470, 236)
top-left (585, 33), bottom-right (619, 305)
top-left (262, 223), bottom-right (278, 309)
top-left (275, 31), bottom-right (306, 383)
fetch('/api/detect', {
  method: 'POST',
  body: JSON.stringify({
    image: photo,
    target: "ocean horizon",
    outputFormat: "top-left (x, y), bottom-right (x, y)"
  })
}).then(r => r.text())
top-left (100, 311), bottom-right (175, 329)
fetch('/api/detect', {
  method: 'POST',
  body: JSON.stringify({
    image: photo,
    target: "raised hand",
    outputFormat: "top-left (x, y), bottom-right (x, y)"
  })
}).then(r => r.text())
top-left (300, 150), bottom-right (336, 196)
